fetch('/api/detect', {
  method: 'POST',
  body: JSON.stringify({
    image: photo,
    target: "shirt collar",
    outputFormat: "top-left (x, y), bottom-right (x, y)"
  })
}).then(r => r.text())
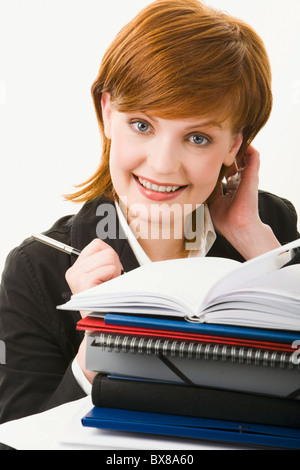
top-left (115, 201), bottom-right (216, 265)
top-left (185, 204), bottom-right (216, 257)
top-left (115, 202), bottom-right (151, 266)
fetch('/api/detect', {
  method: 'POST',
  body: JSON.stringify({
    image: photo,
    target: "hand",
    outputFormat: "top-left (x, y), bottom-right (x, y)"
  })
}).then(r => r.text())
top-left (65, 239), bottom-right (123, 385)
top-left (209, 145), bottom-right (281, 259)
top-left (65, 238), bottom-right (123, 298)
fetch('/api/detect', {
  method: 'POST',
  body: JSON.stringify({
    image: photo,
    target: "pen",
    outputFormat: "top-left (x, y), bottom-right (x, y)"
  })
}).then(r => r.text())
top-left (32, 233), bottom-right (81, 257)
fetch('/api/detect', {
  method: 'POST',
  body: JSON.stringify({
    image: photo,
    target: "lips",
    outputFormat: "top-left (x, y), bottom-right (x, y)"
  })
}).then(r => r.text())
top-left (133, 174), bottom-right (188, 201)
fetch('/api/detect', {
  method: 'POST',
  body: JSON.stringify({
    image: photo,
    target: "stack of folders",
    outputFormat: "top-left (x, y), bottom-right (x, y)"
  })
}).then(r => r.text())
top-left (78, 315), bottom-right (300, 449)
top-left (58, 239), bottom-right (300, 449)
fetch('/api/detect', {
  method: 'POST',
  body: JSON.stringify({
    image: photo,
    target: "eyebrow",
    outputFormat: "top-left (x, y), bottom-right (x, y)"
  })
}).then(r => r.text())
top-left (144, 114), bottom-right (223, 130)
top-left (184, 120), bottom-right (223, 130)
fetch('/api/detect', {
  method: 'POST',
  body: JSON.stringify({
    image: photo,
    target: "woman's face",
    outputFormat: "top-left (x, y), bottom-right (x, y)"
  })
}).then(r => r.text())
top-left (101, 92), bottom-right (243, 226)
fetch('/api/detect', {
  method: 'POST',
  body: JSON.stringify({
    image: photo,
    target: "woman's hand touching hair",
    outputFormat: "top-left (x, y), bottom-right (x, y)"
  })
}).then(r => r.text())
top-left (209, 145), bottom-right (281, 260)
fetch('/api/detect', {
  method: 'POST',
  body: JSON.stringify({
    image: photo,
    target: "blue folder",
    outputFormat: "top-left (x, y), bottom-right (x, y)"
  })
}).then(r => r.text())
top-left (82, 407), bottom-right (300, 449)
top-left (104, 313), bottom-right (300, 343)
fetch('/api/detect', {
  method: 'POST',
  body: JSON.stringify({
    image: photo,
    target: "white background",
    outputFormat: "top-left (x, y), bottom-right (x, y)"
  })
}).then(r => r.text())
top-left (0, 0), bottom-right (300, 275)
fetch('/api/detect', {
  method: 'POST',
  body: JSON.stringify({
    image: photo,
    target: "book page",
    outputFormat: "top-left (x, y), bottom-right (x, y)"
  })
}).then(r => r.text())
top-left (58, 238), bottom-right (300, 325)
top-left (59, 256), bottom-right (240, 316)
top-left (201, 238), bottom-right (300, 309)
top-left (222, 264), bottom-right (300, 300)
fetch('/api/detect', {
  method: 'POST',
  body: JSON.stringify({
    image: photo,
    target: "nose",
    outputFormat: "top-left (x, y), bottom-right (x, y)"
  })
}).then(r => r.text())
top-left (146, 136), bottom-right (181, 176)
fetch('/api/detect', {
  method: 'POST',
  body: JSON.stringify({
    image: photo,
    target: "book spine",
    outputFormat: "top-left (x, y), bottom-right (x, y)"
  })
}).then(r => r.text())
top-left (91, 333), bottom-right (300, 370)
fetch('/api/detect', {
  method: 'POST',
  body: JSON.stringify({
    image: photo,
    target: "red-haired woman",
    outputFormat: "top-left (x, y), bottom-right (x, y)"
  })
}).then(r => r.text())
top-left (0, 0), bottom-right (299, 424)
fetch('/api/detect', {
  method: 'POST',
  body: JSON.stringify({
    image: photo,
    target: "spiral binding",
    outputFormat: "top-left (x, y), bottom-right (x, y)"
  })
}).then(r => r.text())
top-left (91, 333), bottom-right (300, 370)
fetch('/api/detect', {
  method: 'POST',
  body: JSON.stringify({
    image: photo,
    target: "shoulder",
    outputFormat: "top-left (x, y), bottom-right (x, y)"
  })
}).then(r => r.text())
top-left (4, 213), bottom-right (75, 274)
top-left (258, 190), bottom-right (298, 218)
top-left (258, 190), bottom-right (299, 243)
top-left (1, 213), bottom-right (77, 315)
top-left (1, 195), bottom-right (115, 288)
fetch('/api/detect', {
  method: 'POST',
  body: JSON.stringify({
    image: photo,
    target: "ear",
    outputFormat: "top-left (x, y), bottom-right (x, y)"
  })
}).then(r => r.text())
top-left (223, 131), bottom-right (244, 167)
top-left (101, 91), bottom-right (112, 139)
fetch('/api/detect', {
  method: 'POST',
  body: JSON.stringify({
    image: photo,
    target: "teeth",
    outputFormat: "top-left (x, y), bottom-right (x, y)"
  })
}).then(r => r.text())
top-left (137, 177), bottom-right (181, 193)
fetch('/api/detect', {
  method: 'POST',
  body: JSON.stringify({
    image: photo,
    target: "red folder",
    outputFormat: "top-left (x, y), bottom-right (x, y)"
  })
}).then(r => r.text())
top-left (77, 316), bottom-right (293, 352)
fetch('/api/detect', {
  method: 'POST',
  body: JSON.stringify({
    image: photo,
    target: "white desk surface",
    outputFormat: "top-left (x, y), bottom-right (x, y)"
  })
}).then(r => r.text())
top-left (0, 396), bottom-right (250, 450)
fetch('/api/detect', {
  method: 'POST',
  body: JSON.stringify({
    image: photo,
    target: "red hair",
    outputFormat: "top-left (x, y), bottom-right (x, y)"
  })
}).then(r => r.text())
top-left (66, 0), bottom-right (272, 202)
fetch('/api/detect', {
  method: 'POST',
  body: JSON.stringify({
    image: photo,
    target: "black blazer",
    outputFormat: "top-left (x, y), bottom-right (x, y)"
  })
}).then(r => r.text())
top-left (0, 191), bottom-right (299, 424)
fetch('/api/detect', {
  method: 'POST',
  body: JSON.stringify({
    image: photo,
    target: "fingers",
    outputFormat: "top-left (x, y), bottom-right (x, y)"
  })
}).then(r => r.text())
top-left (79, 239), bottom-right (122, 272)
top-left (226, 145), bottom-right (260, 192)
top-left (79, 238), bottom-right (112, 256)
top-left (225, 172), bottom-right (241, 195)
top-left (65, 239), bottom-right (123, 294)
top-left (225, 160), bottom-right (239, 179)
top-left (239, 145), bottom-right (260, 174)
top-left (237, 145), bottom-right (260, 190)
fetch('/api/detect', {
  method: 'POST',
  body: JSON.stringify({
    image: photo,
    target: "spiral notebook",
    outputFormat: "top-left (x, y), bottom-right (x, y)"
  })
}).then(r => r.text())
top-left (89, 332), bottom-right (298, 368)
top-left (86, 332), bottom-right (300, 397)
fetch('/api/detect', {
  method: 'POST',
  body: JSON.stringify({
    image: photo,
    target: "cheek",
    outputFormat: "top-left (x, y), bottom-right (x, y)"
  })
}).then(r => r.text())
top-left (109, 137), bottom-right (142, 174)
top-left (189, 157), bottom-right (223, 189)
top-left (186, 156), bottom-right (225, 204)
top-left (109, 139), bottom-right (143, 199)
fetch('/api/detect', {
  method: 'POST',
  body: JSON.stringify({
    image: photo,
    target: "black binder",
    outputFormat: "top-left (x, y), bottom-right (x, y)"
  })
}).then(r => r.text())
top-left (91, 373), bottom-right (300, 428)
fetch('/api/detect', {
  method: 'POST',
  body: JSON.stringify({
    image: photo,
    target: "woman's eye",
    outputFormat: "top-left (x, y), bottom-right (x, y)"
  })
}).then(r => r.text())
top-left (188, 134), bottom-right (210, 146)
top-left (131, 120), bottom-right (151, 133)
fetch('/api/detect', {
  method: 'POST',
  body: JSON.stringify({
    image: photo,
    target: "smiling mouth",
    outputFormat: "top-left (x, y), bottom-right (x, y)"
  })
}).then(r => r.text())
top-left (134, 175), bottom-right (187, 193)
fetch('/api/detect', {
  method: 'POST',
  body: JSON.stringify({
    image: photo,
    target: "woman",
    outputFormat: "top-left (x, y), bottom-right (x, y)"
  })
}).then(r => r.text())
top-left (0, 0), bottom-right (299, 424)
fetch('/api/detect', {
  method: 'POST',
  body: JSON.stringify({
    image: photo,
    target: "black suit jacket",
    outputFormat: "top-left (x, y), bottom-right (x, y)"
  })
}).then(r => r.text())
top-left (0, 191), bottom-right (299, 424)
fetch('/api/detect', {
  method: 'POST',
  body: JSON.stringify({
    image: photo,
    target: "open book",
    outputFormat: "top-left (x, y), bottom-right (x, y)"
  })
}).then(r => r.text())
top-left (58, 239), bottom-right (300, 331)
